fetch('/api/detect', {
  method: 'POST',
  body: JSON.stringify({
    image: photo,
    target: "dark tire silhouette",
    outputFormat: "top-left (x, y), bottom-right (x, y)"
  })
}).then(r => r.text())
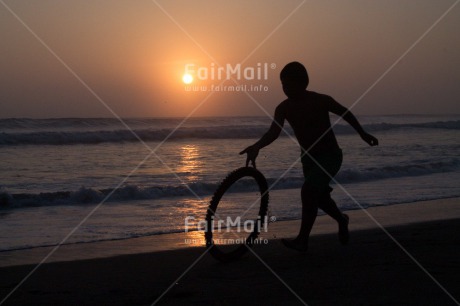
top-left (205, 167), bottom-right (269, 262)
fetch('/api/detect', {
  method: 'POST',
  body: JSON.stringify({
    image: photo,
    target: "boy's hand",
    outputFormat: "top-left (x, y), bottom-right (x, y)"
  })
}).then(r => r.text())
top-left (239, 145), bottom-right (259, 168)
top-left (361, 132), bottom-right (379, 146)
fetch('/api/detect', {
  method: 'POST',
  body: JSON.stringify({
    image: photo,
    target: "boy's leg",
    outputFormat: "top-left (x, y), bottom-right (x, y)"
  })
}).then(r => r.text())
top-left (301, 149), bottom-right (343, 224)
top-left (318, 192), bottom-right (349, 244)
top-left (284, 149), bottom-right (345, 250)
top-left (318, 190), bottom-right (345, 223)
top-left (297, 183), bottom-right (319, 242)
top-left (282, 182), bottom-right (318, 251)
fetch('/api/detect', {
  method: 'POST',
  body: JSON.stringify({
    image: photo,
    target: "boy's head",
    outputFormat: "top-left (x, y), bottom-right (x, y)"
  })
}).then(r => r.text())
top-left (280, 62), bottom-right (309, 98)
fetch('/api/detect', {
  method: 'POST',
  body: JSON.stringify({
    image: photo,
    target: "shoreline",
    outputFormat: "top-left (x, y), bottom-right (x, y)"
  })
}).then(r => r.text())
top-left (0, 197), bottom-right (459, 305)
top-left (1, 197), bottom-right (458, 268)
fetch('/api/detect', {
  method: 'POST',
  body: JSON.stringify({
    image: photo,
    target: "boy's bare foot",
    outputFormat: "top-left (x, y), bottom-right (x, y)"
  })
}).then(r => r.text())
top-left (339, 214), bottom-right (349, 245)
top-left (281, 238), bottom-right (308, 252)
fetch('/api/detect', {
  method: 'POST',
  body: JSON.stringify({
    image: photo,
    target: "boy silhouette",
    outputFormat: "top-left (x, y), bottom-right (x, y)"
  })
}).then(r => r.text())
top-left (240, 62), bottom-right (378, 251)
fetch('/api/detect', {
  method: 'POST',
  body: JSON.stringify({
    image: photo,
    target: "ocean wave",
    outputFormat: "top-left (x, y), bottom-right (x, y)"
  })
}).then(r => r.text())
top-left (337, 158), bottom-right (460, 182)
top-left (0, 126), bottom-right (268, 145)
top-left (1, 157), bottom-right (458, 209)
top-left (1, 120), bottom-right (459, 146)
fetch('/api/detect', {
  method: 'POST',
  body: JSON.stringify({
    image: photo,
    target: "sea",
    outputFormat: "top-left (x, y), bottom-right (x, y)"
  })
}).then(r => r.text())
top-left (0, 115), bottom-right (459, 252)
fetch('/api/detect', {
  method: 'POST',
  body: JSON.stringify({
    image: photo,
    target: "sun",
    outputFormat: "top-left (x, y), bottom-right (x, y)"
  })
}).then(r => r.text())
top-left (182, 73), bottom-right (193, 84)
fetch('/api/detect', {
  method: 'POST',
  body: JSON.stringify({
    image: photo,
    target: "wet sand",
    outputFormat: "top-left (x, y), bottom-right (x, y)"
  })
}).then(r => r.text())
top-left (1, 198), bottom-right (459, 305)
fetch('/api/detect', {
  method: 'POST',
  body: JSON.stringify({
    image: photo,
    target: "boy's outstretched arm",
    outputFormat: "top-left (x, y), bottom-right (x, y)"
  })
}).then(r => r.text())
top-left (240, 104), bottom-right (286, 167)
top-left (327, 97), bottom-right (379, 146)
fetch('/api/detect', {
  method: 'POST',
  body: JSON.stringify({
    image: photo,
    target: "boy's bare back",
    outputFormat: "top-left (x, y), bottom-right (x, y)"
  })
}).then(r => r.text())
top-left (274, 90), bottom-right (341, 156)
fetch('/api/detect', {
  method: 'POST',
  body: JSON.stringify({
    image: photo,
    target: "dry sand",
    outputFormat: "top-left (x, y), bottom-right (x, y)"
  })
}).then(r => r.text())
top-left (0, 198), bottom-right (459, 305)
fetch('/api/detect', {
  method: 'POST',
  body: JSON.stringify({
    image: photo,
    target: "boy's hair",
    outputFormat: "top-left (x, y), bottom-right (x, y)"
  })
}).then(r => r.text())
top-left (280, 62), bottom-right (309, 88)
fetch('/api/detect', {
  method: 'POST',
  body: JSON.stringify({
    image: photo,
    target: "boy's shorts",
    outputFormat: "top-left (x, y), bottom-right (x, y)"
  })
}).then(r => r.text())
top-left (301, 149), bottom-right (343, 194)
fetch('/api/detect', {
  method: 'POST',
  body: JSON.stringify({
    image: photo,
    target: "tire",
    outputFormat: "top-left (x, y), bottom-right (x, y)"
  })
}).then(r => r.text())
top-left (205, 167), bottom-right (269, 262)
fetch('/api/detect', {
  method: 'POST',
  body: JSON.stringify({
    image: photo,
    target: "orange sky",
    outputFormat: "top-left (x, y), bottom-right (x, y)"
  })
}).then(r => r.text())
top-left (1, 0), bottom-right (459, 118)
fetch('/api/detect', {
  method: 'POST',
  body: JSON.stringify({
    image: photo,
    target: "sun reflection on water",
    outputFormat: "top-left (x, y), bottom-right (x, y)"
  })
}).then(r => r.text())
top-left (178, 144), bottom-right (203, 182)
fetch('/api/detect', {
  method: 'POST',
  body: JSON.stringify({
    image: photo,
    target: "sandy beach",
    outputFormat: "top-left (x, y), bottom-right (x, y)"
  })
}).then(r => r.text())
top-left (1, 197), bottom-right (459, 305)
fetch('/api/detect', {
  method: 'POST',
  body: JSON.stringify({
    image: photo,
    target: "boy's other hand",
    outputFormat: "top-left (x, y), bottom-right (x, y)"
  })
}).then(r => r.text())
top-left (239, 145), bottom-right (259, 168)
top-left (361, 132), bottom-right (379, 146)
